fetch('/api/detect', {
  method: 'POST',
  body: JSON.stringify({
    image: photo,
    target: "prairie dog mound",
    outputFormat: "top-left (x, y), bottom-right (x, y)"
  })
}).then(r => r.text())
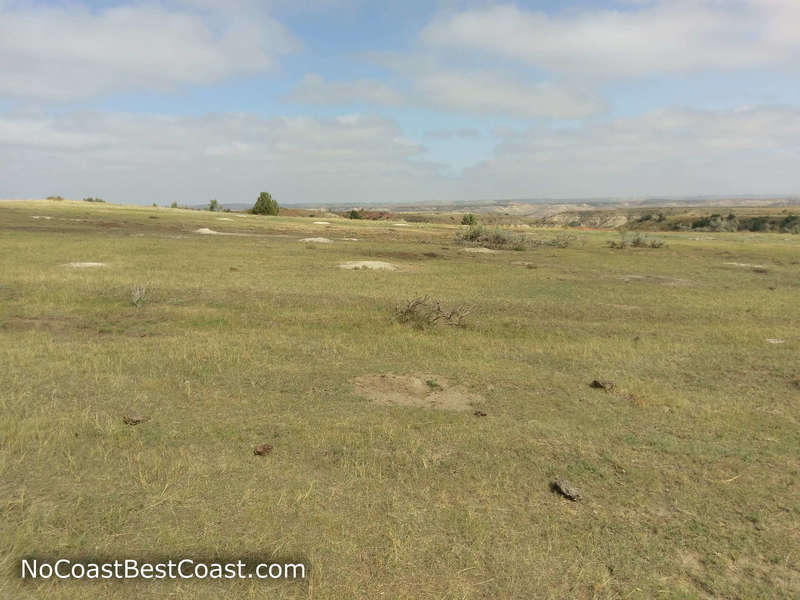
top-left (353, 374), bottom-right (483, 411)
top-left (339, 261), bottom-right (398, 271)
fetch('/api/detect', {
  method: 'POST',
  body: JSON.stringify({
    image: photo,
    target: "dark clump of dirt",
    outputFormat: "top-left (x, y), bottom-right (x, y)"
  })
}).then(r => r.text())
top-left (551, 478), bottom-right (583, 501)
top-left (473, 410), bottom-right (487, 417)
top-left (590, 380), bottom-right (616, 392)
top-left (122, 412), bottom-right (149, 426)
top-left (254, 444), bottom-right (273, 456)
top-left (353, 373), bottom-right (483, 412)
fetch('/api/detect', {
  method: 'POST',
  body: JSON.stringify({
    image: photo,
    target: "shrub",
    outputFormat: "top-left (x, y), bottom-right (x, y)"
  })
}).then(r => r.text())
top-left (348, 209), bottom-right (363, 219)
top-left (83, 197), bottom-right (105, 203)
top-left (46, 195), bottom-right (64, 201)
top-left (461, 213), bottom-right (478, 225)
top-left (131, 284), bottom-right (148, 308)
top-left (612, 232), bottom-right (664, 249)
top-left (252, 192), bottom-right (279, 216)
top-left (607, 231), bottom-right (628, 249)
top-left (744, 217), bottom-right (767, 232)
top-left (532, 233), bottom-right (576, 248)
top-left (458, 225), bottom-right (527, 250)
top-left (170, 201), bottom-right (178, 209)
top-left (394, 296), bottom-right (473, 330)
top-left (208, 199), bottom-right (219, 212)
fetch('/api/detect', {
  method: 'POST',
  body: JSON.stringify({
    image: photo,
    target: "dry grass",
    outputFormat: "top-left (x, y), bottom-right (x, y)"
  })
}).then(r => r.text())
top-left (1, 199), bottom-right (799, 599)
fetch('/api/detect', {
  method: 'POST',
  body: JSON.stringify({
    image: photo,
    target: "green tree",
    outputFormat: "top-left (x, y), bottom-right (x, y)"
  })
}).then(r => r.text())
top-left (348, 209), bottom-right (363, 219)
top-left (461, 213), bottom-right (478, 226)
top-left (208, 199), bottom-right (219, 212)
top-left (252, 192), bottom-right (279, 216)
top-left (170, 201), bottom-right (178, 209)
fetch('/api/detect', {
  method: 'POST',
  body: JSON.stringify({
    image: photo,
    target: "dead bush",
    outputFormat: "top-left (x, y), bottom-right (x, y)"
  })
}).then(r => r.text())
top-left (394, 296), bottom-right (473, 329)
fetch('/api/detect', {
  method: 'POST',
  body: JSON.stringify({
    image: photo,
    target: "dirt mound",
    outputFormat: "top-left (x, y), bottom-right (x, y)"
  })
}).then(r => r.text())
top-left (463, 247), bottom-right (499, 253)
top-left (353, 374), bottom-right (482, 411)
top-left (619, 274), bottom-right (688, 285)
top-left (724, 262), bottom-right (766, 268)
top-left (300, 237), bottom-right (333, 243)
top-left (313, 221), bottom-right (331, 225)
top-left (339, 261), bottom-right (398, 271)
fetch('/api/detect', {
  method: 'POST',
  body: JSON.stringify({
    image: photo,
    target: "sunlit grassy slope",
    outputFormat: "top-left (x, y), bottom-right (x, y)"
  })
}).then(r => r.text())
top-left (1, 200), bottom-right (798, 599)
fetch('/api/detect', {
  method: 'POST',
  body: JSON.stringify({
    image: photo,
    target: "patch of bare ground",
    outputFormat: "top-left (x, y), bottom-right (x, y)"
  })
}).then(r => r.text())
top-left (63, 262), bottom-right (106, 268)
top-left (195, 228), bottom-right (252, 236)
top-left (300, 237), bottom-right (333, 243)
top-left (353, 373), bottom-right (483, 411)
top-left (619, 274), bottom-right (688, 285)
top-left (339, 261), bottom-right (398, 271)
top-left (724, 261), bottom-right (766, 269)
top-left (462, 247), bottom-right (499, 253)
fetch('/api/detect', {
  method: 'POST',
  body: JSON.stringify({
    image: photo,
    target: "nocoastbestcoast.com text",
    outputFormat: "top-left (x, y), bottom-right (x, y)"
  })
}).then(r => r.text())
top-left (20, 558), bottom-right (306, 581)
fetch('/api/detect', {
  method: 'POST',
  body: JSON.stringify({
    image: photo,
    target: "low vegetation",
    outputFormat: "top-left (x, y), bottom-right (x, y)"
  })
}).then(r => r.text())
top-left (458, 224), bottom-right (528, 250)
top-left (394, 295), bottom-right (473, 329)
top-left (609, 232), bottom-right (665, 249)
top-left (130, 283), bottom-right (148, 307)
top-left (1, 199), bottom-right (798, 599)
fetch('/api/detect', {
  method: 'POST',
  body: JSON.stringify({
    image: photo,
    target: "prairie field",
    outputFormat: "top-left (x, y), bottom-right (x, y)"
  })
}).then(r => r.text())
top-left (1, 199), bottom-right (799, 599)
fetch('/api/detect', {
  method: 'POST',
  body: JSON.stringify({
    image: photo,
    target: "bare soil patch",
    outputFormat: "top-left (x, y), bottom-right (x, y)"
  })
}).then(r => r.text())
top-left (463, 247), bottom-right (499, 254)
top-left (195, 228), bottom-right (250, 237)
top-left (619, 274), bottom-right (688, 285)
top-left (353, 374), bottom-right (482, 411)
top-left (300, 237), bottom-right (333, 243)
top-left (339, 261), bottom-right (398, 271)
top-left (724, 261), bottom-right (766, 268)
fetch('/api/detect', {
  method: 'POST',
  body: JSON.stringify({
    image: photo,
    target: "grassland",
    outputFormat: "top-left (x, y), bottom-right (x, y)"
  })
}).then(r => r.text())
top-left (1, 199), bottom-right (799, 599)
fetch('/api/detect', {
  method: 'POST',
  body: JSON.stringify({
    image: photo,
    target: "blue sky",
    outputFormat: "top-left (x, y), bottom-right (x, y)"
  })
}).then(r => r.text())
top-left (1, 0), bottom-right (799, 205)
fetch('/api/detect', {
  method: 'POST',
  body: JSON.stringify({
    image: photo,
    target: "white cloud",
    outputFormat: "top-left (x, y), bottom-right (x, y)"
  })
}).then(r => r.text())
top-left (459, 106), bottom-right (800, 198)
top-left (2, 106), bottom-right (799, 203)
top-left (417, 71), bottom-right (602, 118)
top-left (0, 111), bottom-right (447, 204)
top-left (284, 74), bottom-right (406, 106)
top-left (286, 70), bottom-right (600, 118)
top-left (425, 128), bottom-right (481, 139)
top-left (0, 2), bottom-right (298, 101)
top-left (422, 1), bottom-right (800, 79)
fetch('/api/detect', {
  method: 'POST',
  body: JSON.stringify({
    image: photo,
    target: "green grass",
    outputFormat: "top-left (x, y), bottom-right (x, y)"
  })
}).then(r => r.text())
top-left (1, 199), bottom-right (799, 599)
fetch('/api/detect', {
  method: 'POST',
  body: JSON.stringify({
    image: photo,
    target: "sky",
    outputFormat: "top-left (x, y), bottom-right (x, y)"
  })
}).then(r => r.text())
top-left (1, 0), bottom-right (799, 206)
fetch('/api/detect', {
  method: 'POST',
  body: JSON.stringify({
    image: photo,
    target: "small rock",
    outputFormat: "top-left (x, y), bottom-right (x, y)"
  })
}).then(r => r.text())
top-left (589, 380), bottom-right (616, 392)
top-left (122, 413), bottom-right (149, 426)
top-left (551, 478), bottom-right (582, 501)
top-left (254, 443), bottom-right (273, 456)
